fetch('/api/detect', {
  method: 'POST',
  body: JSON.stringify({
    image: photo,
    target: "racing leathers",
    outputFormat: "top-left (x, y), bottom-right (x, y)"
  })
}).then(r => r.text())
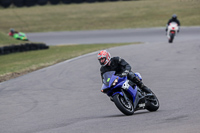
top-left (8, 31), bottom-right (18, 36)
top-left (100, 56), bottom-right (151, 93)
top-left (166, 18), bottom-right (181, 32)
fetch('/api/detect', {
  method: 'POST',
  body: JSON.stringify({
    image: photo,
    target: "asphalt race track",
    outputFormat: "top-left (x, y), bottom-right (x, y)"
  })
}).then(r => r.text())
top-left (0, 27), bottom-right (200, 133)
top-left (26, 27), bottom-right (199, 45)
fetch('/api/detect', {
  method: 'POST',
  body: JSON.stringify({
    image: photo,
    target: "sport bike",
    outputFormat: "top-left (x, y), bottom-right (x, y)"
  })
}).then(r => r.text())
top-left (101, 71), bottom-right (159, 115)
top-left (167, 22), bottom-right (179, 43)
top-left (13, 32), bottom-right (29, 41)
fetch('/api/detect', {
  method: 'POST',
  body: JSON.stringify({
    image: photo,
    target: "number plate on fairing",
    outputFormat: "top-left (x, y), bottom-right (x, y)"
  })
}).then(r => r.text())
top-left (122, 80), bottom-right (130, 90)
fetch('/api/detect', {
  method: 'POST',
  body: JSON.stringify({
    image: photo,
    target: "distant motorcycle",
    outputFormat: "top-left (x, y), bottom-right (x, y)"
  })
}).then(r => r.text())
top-left (13, 32), bottom-right (29, 41)
top-left (167, 22), bottom-right (179, 43)
top-left (100, 71), bottom-right (159, 115)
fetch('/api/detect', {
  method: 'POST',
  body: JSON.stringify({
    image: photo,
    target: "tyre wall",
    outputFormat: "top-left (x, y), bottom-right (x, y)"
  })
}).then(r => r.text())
top-left (24, 0), bottom-right (37, 7)
top-left (0, 43), bottom-right (49, 55)
top-left (0, 0), bottom-right (12, 8)
top-left (0, 0), bottom-right (121, 8)
top-left (13, 0), bottom-right (24, 7)
top-left (38, 0), bottom-right (48, 5)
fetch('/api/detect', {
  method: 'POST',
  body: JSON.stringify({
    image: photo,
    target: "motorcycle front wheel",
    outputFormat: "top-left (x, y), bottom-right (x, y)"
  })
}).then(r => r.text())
top-left (113, 94), bottom-right (134, 115)
top-left (169, 34), bottom-right (174, 43)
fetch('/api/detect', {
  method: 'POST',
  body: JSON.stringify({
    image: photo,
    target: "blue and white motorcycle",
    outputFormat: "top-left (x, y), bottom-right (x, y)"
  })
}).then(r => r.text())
top-left (101, 71), bottom-right (159, 115)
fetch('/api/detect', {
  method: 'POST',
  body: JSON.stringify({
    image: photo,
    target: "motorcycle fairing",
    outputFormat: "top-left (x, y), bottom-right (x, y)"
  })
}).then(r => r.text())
top-left (13, 32), bottom-right (28, 41)
top-left (112, 92), bottom-right (123, 97)
top-left (133, 86), bottom-right (144, 109)
top-left (167, 22), bottom-right (179, 39)
top-left (101, 71), bottom-right (138, 103)
top-left (134, 72), bottom-right (142, 81)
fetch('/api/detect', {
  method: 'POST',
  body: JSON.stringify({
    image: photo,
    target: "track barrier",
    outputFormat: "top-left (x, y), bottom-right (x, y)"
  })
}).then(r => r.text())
top-left (0, 43), bottom-right (49, 55)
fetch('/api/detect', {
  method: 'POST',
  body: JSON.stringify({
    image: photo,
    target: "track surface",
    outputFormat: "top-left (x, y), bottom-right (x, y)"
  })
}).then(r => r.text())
top-left (0, 27), bottom-right (200, 133)
top-left (26, 27), bottom-right (199, 45)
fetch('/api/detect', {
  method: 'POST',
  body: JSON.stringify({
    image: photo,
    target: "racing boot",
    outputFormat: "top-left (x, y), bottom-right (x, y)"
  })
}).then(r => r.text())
top-left (130, 74), bottom-right (152, 94)
top-left (140, 85), bottom-right (152, 94)
top-left (127, 72), bottom-right (152, 94)
top-left (135, 79), bottom-right (151, 94)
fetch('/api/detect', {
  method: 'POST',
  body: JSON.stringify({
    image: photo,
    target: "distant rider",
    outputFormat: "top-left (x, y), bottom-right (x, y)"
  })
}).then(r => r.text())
top-left (8, 28), bottom-right (19, 36)
top-left (165, 14), bottom-right (181, 32)
top-left (98, 50), bottom-right (152, 94)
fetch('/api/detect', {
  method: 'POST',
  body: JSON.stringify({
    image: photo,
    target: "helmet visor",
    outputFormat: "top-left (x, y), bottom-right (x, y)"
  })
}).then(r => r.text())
top-left (99, 57), bottom-right (106, 66)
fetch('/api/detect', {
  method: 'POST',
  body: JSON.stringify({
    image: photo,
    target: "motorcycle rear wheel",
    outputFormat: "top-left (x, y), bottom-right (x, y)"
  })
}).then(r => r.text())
top-left (113, 94), bottom-right (134, 115)
top-left (145, 93), bottom-right (159, 112)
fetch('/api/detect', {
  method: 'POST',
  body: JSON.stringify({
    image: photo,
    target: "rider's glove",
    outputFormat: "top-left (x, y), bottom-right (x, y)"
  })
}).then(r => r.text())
top-left (121, 70), bottom-right (129, 77)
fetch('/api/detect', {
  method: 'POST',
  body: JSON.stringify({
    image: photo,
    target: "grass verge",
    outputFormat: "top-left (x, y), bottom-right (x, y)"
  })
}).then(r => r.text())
top-left (0, 42), bottom-right (138, 82)
top-left (0, 31), bottom-right (31, 46)
top-left (0, 0), bottom-right (200, 33)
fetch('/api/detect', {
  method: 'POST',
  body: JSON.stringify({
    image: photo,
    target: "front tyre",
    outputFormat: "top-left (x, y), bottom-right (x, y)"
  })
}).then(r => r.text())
top-left (113, 94), bottom-right (134, 115)
top-left (169, 34), bottom-right (174, 43)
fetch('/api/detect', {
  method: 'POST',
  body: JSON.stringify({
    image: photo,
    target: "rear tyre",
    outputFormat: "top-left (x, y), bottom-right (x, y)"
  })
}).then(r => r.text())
top-left (113, 94), bottom-right (134, 115)
top-left (145, 93), bottom-right (159, 112)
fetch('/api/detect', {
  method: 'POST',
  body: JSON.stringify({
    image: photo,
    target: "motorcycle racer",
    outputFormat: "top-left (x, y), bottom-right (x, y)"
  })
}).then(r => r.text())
top-left (8, 28), bottom-right (19, 36)
top-left (166, 14), bottom-right (181, 32)
top-left (97, 50), bottom-right (152, 94)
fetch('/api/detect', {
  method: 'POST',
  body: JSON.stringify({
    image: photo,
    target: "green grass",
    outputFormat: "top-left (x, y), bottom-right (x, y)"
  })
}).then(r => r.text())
top-left (0, 43), bottom-right (138, 82)
top-left (0, 0), bottom-right (199, 34)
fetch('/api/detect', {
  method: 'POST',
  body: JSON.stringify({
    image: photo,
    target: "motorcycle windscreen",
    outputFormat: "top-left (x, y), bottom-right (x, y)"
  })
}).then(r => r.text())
top-left (18, 32), bottom-right (26, 37)
top-left (102, 71), bottom-right (116, 86)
